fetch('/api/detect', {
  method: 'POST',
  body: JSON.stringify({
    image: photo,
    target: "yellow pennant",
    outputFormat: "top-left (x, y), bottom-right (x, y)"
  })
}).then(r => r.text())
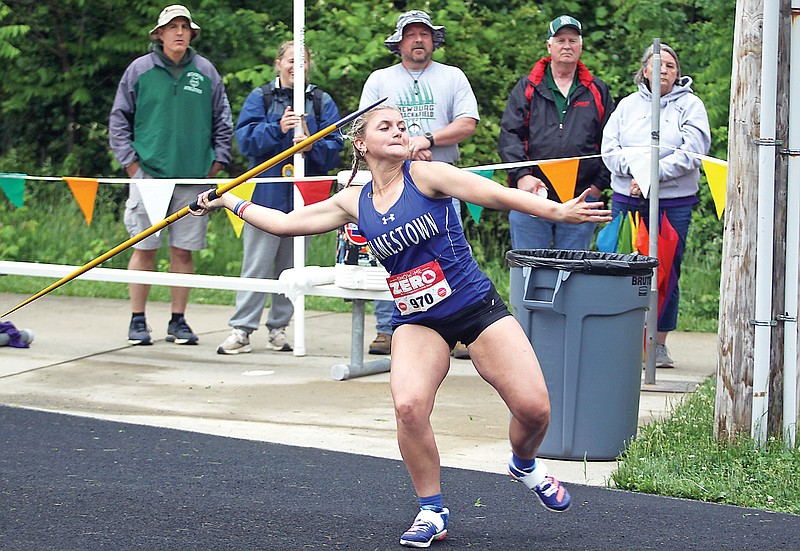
top-left (702, 159), bottom-right (728, 219)
top-left (223, 181), bottom-right (256, 238)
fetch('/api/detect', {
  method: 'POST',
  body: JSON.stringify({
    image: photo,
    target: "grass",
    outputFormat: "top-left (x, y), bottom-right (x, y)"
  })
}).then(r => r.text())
top-left (613, 378), bottom-right (800, 515)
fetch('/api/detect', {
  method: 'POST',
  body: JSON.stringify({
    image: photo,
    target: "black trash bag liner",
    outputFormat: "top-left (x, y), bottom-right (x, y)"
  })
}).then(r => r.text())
top-left (506, 249), bottom-right (658, 276)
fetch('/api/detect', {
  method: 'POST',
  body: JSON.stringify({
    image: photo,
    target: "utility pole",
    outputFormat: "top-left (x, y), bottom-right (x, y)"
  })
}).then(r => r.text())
top-left (716, 0), bottom-right (791, 443)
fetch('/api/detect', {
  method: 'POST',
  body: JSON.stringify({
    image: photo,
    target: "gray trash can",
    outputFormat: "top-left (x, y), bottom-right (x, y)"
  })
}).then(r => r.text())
top-left (506, 249), bottom-right (658, 460)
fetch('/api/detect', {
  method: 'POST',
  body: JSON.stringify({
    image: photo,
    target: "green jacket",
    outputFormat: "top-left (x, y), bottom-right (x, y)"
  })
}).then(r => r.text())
top-left (109, 45), bottom-right (233, 178)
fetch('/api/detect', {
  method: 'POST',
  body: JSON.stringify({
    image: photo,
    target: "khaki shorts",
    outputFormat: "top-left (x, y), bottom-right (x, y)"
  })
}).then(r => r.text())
top-left (123, 168), bottom-right (209, 251)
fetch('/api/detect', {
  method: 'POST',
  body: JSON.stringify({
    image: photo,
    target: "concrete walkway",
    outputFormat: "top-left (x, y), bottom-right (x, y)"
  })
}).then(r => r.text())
top-left (0, 292), bottom-right (717, 487)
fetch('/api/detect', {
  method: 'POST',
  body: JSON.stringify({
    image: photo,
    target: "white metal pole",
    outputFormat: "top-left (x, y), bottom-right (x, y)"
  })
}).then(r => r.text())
top-left (782, 0), bottom-right (800, 446)
top-left (644, 38), bottom-right (661, 385)
top-left (751, 0), bottom-right (780, 444)
top-left (292, 0), bottom-right (307, 356)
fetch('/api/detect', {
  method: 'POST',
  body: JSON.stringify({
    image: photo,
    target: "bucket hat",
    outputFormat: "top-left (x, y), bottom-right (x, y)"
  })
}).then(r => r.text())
top-left (384, 10), bottom-right (445, 55)
top-left (149, 5), bottom-right (201, 41)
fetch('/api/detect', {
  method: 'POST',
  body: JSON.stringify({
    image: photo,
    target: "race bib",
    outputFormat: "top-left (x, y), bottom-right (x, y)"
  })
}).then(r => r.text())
top-left (387, 260), bottom-right (452, 315)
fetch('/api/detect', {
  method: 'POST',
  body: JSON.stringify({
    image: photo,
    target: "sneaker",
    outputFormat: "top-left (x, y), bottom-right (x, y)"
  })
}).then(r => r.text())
top-left (166, 316), bottom-right (198, 345)
top-left (508, 456), bottom-right (571, 512)
top-left (128, 315), bottom-right (152, 346)
top-left (399, 507), bottom-right (449, 548)
top-left (369, 332), bottom-right (392, 355)
top-left (656, 343), bottom-right (674, 368)
top-left (451, 341), bottom-right (470, 360)
top-left (217, 328), bottom-right (251, 355)
top-left (268, 327), bottom-right (292, 352)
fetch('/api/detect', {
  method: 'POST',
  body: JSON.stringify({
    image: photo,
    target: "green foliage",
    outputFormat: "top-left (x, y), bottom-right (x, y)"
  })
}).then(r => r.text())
top-left (614, 378), bottom-right (800, 515)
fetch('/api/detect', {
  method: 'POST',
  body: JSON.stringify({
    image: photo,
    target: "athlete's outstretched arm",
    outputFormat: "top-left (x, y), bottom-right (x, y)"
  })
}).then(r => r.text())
top-left (191, 186), bottom-right (360, 237)
top-left (410, 161), bottom-right (611, 225)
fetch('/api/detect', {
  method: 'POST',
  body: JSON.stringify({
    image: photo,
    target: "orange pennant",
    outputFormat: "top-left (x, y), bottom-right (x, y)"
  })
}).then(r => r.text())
top-left (63, 177), bottom-right (99, 225)
top-left (635, 212), bottom-right (649, 255)
top-left (538, 158), bottom-right (580, 204)
top-left (295, 179), bottom-right (333, 206)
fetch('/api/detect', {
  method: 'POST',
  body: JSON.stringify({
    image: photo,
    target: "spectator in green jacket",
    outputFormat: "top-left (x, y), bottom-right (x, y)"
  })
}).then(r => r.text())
top-left (109, 4), bottom-right (233, 346)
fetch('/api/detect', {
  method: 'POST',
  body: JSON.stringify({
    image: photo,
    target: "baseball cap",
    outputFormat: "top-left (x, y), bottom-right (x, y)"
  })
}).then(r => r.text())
top-left (149, 5), bottom-right (201, 41)
top-left (384, 10), bottom-right (446, 55)
top-left (547, 15), bottom-right (582, 38)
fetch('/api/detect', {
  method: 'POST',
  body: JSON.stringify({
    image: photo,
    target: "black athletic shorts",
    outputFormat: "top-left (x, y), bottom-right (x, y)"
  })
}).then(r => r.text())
top-left (393, 286), bottom-right (511, 350)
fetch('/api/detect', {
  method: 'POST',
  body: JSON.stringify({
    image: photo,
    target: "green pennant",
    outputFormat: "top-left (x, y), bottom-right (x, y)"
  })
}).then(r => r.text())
top-left (463, 169), bottom-right (493, 224)
top-left (465, 202), bottom-right (484, 224)
top-left (617, 212), bottom-right (634, 254)
top-left (0, 173), bottom-right (26, 208)
top-left (468, 169), bottom-right (495, 179)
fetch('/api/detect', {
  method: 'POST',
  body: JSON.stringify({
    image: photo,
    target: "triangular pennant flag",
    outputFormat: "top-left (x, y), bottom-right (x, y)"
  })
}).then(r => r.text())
top-left (0, 173), bottom-right (26, 208)
top-left (702, 158), bottom-right (728, 219)
top-left (63, 177), bottom-right (99, 225)
top-left (596, 211), bottom-right (622, 252)
top-left (465, 202), bottom-right (483, 223)
top-left (134, 180), bottom-right (176, 236)
top-left (623, 147), bottom-right (652, 198)
top-left (467, 169), bottom-right (495, 179)
top-left (617, 211), bottom-right (634, 254)
top-left (657, 212), bottom-right (682, 321)
top-left (295, 179), bottom-right (333, 206)
top-left (538, 158), bottom-right (579, 204)
top-left (224, 208), bottom-right (246, 238)
top-left (464, 170), bottom-right (493, 223)
top-left (635, 212), bottom-right (650, 255)
top-left (223, 181), bottom-right (256, 238)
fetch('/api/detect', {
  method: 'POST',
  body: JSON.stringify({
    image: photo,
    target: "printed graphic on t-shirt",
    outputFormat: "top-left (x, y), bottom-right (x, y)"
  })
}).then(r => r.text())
top-left (395, 82), bottom-right (435, 135)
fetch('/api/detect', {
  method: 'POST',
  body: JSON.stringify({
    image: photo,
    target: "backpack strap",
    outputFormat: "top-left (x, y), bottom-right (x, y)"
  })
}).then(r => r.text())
top-left (260, 83), bottom-right (275, 115)
top-left (310, 87), bottom-right (324, 127)
top-left (261, 82), bottom-right (324, 127)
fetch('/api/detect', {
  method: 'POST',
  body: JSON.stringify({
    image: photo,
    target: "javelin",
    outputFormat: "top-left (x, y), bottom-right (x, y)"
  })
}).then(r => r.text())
top-left (2, 97), bottom-right (388, 318)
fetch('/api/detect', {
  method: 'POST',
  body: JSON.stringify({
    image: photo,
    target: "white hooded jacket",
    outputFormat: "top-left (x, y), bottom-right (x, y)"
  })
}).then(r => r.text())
top-left (601, 76), bottom-right (711, 199)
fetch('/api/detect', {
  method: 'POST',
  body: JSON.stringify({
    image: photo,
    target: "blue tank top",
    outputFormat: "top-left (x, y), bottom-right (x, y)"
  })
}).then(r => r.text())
top-left (357, 160), bottom-right (492, 324)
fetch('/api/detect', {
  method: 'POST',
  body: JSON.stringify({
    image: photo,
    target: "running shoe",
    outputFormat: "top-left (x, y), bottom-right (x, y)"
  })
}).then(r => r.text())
top-left (217, 328), bottom-right (251, 355)
top-left (656, 343), bottom-right (675, 368)
top-left (166, 316), bottom-right (198, 345)
top-left (508, 456), bottom-right (571, 512)
top-left (450, 341), bottom-right (470, 360)
top-left (267, 327), bottom-right (292, 352)
top-left (399, 507), bottom-right (449, 548)
top-left (128, 315), bottom-right (152, 346)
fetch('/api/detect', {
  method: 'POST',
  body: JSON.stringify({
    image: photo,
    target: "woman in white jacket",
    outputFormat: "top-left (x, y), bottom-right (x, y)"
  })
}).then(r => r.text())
top-left (601, 44), bottom-right (711, 368)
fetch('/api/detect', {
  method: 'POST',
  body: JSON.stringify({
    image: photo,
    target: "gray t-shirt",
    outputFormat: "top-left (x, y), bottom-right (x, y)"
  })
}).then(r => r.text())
top-left (360, 61), bottom-right (479, 164)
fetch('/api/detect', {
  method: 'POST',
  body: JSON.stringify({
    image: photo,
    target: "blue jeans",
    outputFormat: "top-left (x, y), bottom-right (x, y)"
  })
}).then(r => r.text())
top-left (611, 201), bottom-right (693, 332)
top-left (509, 207), bottom-right (597, 251)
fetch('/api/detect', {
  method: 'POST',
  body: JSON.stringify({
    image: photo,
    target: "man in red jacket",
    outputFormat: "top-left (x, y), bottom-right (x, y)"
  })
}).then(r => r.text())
top-left (498, 15), bottom-right (614, 251)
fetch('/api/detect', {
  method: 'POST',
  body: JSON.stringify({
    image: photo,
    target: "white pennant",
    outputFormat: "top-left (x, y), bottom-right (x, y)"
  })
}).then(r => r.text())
top-left (622, 147), bottom-right (652, 198)
top-left (134, 179), bottom-right (176, 237)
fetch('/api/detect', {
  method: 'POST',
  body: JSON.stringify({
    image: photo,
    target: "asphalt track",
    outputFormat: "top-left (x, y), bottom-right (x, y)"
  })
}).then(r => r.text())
top-left (2, 405), bottom-right (798, 550)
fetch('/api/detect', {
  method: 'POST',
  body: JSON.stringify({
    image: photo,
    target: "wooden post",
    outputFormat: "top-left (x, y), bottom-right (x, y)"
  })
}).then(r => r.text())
top-left (716, 0), bottom-right (790, 442)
